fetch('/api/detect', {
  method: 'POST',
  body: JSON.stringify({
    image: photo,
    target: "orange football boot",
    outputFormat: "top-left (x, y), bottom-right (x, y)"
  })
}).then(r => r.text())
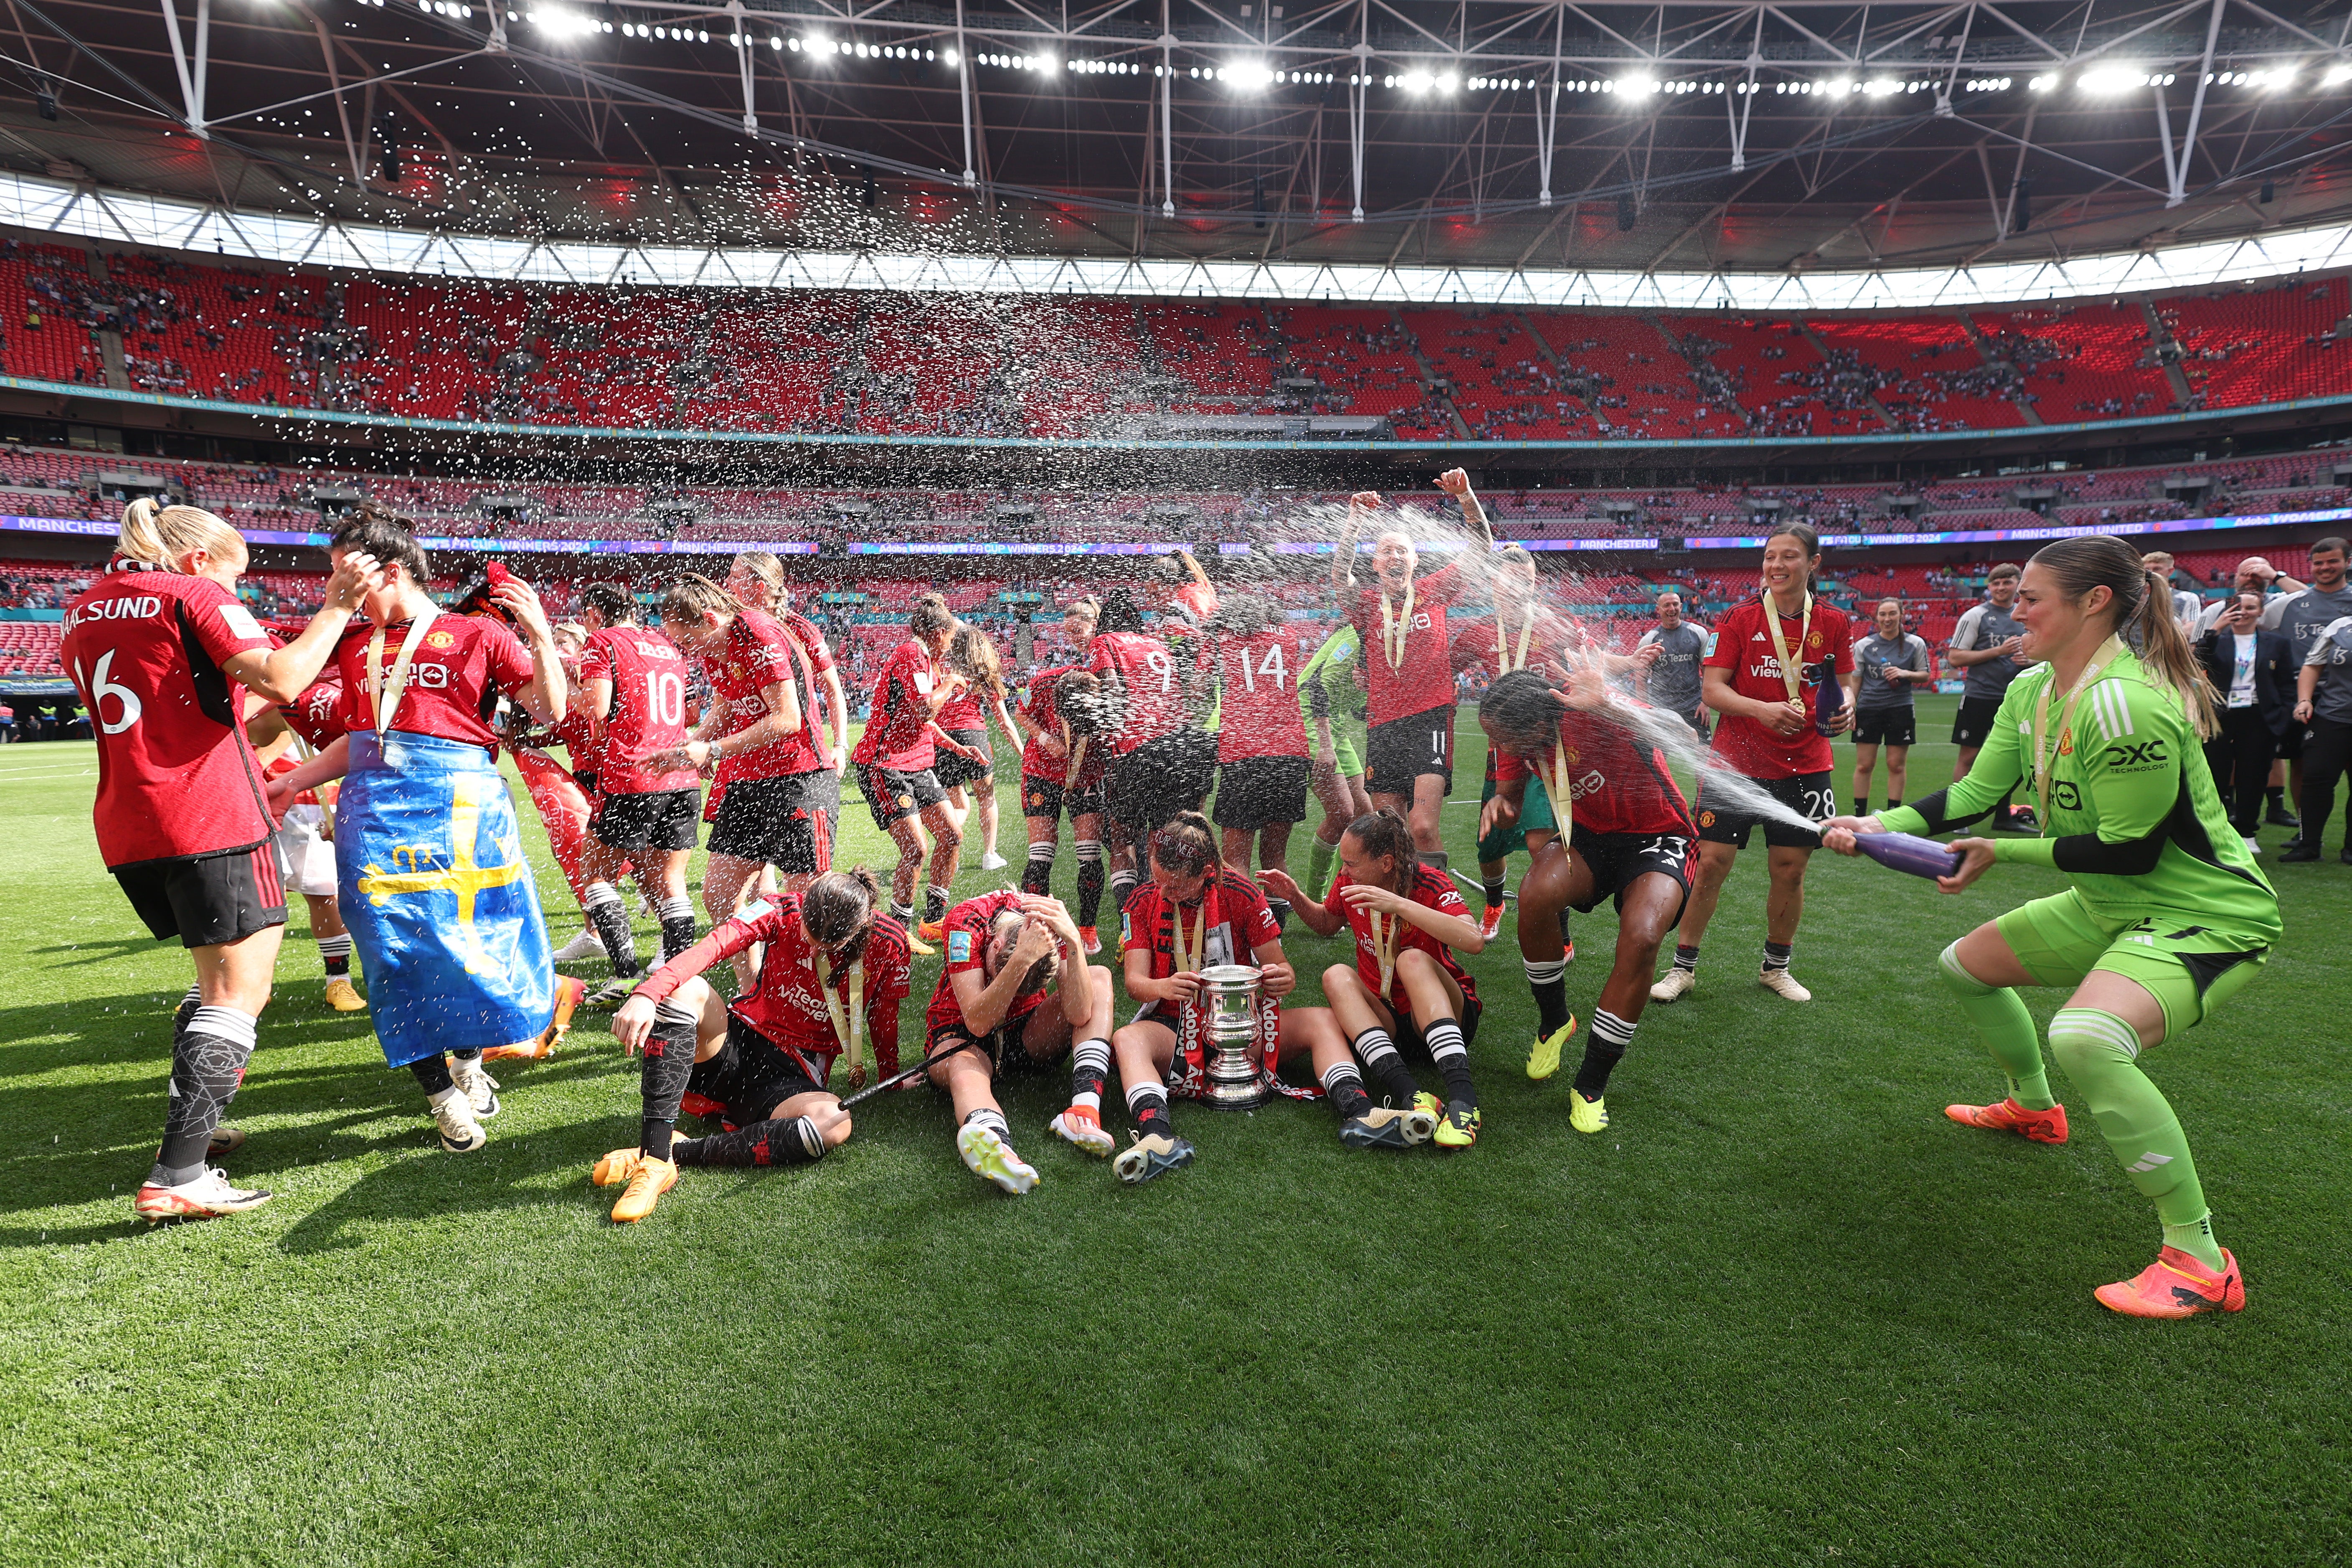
top-left (2094, 1247), bottom-right (2245, 1319)
top-left (1478, 903), bottom-right (1504, 941)
top-left (486, 974), bottom-right (586, 1061)
top-left (1945, 1096), bottom-right (2069, 1144)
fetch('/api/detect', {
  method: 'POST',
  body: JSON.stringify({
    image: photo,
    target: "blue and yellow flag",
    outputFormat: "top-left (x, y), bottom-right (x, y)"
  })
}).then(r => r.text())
top-left (335, 730), bottom-right (554, 1068)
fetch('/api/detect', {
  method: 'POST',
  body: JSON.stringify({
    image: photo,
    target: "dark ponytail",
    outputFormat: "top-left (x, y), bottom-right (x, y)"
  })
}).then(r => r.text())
top-left (1345, 809), bottom-right (1416, 892)
top-left (2029, 535), bottom-right (2217, 740)
top-left (1481, 669), bottom-right (1567, 749)
top-left (802, 867), bottom-right (882, 964)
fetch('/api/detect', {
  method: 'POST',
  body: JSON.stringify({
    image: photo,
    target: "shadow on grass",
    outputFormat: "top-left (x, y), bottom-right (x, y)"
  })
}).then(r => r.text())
top-left (271, 1118), bottom-right (612, 1255)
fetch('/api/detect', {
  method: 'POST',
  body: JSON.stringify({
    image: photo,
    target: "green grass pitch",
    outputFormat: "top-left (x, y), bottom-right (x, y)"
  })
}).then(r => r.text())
top-left (1, 695), bottom-right (2347, 1565)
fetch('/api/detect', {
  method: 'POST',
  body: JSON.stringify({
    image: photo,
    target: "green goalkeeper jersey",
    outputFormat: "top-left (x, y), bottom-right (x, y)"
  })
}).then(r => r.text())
top-left (1880, 645), bottom-right (2281, 944)
top-left (1300, 624), bottom-right (1365, 727)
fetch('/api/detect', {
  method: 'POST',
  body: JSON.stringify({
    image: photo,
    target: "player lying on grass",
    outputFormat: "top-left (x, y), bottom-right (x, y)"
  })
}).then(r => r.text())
top-left (594, 868), bottom-right (910, 1223)
top-left (1056, 812), bottom-right (1358, 1180)
top-left (1263, 808), bottom-right (1488, 1149)
top-left (924, 888), bottom-right (1116, 1194)
top-left (1478, 667), bottom-right (1698, 1133)
top-left (1824, 534), bottom-right (2280, 1319)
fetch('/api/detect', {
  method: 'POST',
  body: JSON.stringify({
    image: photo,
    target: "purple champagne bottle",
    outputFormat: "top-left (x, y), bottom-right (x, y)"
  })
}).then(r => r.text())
top-left (1813, 657), bottom-right (1847, 736)
top-left (1855, 831), bottom-right (1963, 880)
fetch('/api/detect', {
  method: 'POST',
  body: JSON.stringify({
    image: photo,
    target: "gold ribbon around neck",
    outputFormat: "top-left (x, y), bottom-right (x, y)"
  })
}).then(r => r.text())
top-left (365, 606), bottom-right (440, 737)
top-left (1762, 588), bottom-right (1814, 708)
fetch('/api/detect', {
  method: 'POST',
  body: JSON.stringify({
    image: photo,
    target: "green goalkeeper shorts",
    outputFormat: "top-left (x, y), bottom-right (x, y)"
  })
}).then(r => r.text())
top-left (1476, 762), bottom-right (1557, 864)
top-left (1996, 887), bottom-right (2270, 1038)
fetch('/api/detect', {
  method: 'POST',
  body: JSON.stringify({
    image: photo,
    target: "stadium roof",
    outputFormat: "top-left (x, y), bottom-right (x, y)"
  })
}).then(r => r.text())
top-left (5, 0), bottom-right (2352, 275)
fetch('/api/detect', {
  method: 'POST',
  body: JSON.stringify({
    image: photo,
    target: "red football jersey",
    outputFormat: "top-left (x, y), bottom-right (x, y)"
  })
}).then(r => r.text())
top-left (640, 894), bottom-right (911, 1075)
top-left (1702, 595), bottom-right (1855, 780)
top-left (277, 673), bottom-right (348, 750)
top-left (1346, 558), bottom-right (1469, 722)
top-left (852, 637), bottom-right (946, 771)
top-left (1329, 863), bottom-right (1479, 1012)
top-left (333, 613), bottom-right (534, 752)
top-left (1447, 606), bottom-right (1581, 682)
top-left (1214, 628), bottom-right (1309, 763)
top-left (1086, 630), bottom-right (1187, 755)
top-left (1018, 665), bottom-right (1111, 789)
top-left (579, 624), bottom-right (698, 795)
top-left (936, 671), bottom-right (996, 732)
top-left (1119, 870), bottom-right (1281, 979)
top-left (63, 563), bottom-right (278, 866)
top-left (924, 889), bottom-right (1048, 1035)
top-left (703, 607), bottom-right (833, 784)
top-left (1494, 700), bottom-right (1696, 836)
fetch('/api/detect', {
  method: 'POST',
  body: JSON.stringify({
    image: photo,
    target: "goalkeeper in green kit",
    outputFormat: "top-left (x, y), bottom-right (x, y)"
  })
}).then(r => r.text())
top-left (1824, 535), bottom-right (2279, 1319)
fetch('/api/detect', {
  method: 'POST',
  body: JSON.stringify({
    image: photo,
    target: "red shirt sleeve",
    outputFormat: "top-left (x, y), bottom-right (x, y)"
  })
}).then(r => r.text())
top-left (786, 613), bottom-right (835, 675)
top-left (483, 621), bottom-right (535, 696)
top-left (183, 579), bottom-right (275, 669)
top-left (577, 635), bottom-right (614, 684)
top-left (1703, 603), bottom-right (1747, 670)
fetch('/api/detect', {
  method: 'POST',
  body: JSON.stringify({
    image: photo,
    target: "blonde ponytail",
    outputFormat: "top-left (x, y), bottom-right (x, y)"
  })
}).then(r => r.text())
top-left (117, 497), bottom-right (242, 572)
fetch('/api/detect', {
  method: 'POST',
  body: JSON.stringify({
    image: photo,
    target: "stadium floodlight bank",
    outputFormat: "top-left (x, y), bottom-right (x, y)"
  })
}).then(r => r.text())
top-left (10, 170), bottom-right (2352, 312)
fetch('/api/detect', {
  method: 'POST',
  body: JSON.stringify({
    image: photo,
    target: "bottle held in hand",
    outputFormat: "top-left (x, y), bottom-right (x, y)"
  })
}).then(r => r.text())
top-left (1813, 657), bottom-right (1847, 737)
top-left (1854, 832), bottom-right (1962, 880)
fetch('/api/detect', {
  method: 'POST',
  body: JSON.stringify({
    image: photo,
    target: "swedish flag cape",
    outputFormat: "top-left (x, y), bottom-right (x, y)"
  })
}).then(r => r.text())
top-left (335, 729), bottom-right (555, 1067)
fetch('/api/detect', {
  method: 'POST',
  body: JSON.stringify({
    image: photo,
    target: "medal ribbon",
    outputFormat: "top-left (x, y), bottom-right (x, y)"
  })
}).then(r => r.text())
top-left (2030, 634), bottom-right (2125, 828)
top-left (1761, 587), bottom-right (1814, 707)
top-left (1545, 734), bottom-right (1575, 838)
top-left (365, 606), bottom-right (440, 737)
top-left (813, 949), bottom-right (865, 1078)
top-left (1369, 906), bottom-right (1401, 998)
top-left (1498, 608), bottom-right (1538, 673)
top-left (1378, 581), bottom-right (1417, 672)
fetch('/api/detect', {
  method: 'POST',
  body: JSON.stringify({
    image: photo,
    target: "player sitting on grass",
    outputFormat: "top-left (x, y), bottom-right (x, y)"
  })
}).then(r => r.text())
top-left (1825, 535), bottom-right (2280, 1318)
top-left (594, 868), bottom-right (911, 1223)
top-left (924, 888), bottom-right (1116, 1194)
top-left (1263, 808), bottom-right (1487, 1149)
top-left (1064, 812), bottom-right (1358, 1179)
top-left (1478, 667), bottom-right (1698, 1133)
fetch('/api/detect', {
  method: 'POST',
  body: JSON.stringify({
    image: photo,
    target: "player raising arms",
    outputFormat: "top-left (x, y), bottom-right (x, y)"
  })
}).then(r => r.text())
top-left (1452, 544), bottom-right (1580, 942)
top-left (1264, 808), bottom-right (1489, 1149)
top-left (1299, 622), bottom-right (1374, 898)
top-left (1826, 536), bottom-right (2279, 1318)
top-left (592, 868), bottom-right (911, 1223)
top-left (1478, 668), bottom-right (1697, 1131)
top-left (1207, 594), bottom-right (1311, 927)
top-left (67, 500), bottom-right (380, 1219)
top-left (573, 582), bottom-right (701, 1005)
top-left (1653, 523), bottom-right (1855, 1005)
top-left (850, 593), bottom-right (976, 943)
top-left (923, 888), bottom-right (1117, 1194)
top-left (1330, 470), bottom-right (1494, 873)
top-left (1014, 603), bottom-right (1114, 951)
top-left (650, 575), bottom-right (828, 987)
top-left (1087, 589), bottom-right (1215, 907)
